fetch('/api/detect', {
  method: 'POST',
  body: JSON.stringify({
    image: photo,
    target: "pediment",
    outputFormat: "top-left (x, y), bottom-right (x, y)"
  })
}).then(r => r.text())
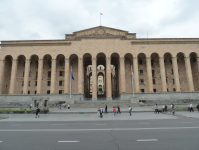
top-left (65, 26), bottom-right (136, 40)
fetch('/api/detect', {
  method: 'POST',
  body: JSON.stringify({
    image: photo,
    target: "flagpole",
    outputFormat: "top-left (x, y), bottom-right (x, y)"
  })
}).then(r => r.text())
top-left (70, 66), bottom-right (71, 98)
top-left (131, 65), bottom-right (134, 97)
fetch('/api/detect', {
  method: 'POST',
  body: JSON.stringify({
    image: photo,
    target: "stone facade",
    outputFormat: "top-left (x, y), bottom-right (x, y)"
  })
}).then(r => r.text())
top-left (0, 26), bottom-right (199, 101)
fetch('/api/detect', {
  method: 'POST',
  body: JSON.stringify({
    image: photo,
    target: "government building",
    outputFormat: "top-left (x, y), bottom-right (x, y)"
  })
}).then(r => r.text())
top-left (0, 26), bottom-right (199, 104)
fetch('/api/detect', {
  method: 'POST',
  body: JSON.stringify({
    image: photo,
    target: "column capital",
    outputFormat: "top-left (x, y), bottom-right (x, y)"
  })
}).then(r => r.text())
top-left (25, 59), bottom-right (30, 63)
top-left (120, 57), bottom-right (125, 61)
top-left (65, 58), bottom-right (69, 62)
top-left (39, 59), bottom-right (43, 61)
top-left (133, 57), bottom-right (137, 60)
top-left (172, 57), bottom-right (177, 59)
top-left (92, 58), bottom-right (97, 61)
top-left (159, 57), bottom-right (164, 60)
top-left (51, 58), bottom-right (56, 61)
top-left (184, 56), bottom-right (190, 60)
top-left (78, 58), bottom-right (83, 61)
top-left (12, 59), bottom-right (18, 62)
top-left (146, 57), bottom-right (151, 60)
top-left (0, 59), bottom-right (5, 63)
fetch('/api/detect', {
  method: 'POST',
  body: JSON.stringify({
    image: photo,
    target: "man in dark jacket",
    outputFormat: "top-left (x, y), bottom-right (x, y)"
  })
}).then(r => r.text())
top-left (197, 104), bottom-right (199, 112)
top-left (117, 105), bottom-right (121, 114)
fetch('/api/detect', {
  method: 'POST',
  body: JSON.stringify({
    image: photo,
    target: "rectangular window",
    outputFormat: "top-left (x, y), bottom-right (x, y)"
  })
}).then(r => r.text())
top-left (166, 79), bottom-right (168, 84)
top-left (153, 79), bottom-right (155, 84)
top-left (22, 81), bottom-right (24, 86)
top-left (28, 91), bottom-right (30, 94)
top-left (35, 91), bottom-right (37, 94)
top-left (167, 88), bottom-right (169, 92)
top-left (60, 71), bottom-right (63, 76)
top-left (172, 79), bottom-right (175, 84)
top-left (165, 69), bottom-right (167, 76)
top-left (48, 71), bottom-right (51, 78)
top-left (48, 81), bottom-right (51, 86)
top-left (59, 81), bottom-right (62, 86)
top-left (152, 70), bottom-right (155, 77)
top-left (140, 79), bottom-right (144, 85)
top-left (23, 72), bottom-right (24, 77)
top-left (141, 89), bottom-right (144, 93)
top-left (60, 61), bottom-right (63, 66)
top-left (47, 90), bottom-right (50, 94)
top-left (153, 89), bottom-right (156, 92)
top-left (29, 71), bottom-right (31, 77)
top-left (151, 60), bottom-right (154, 66)
top-left (35, 81), bottom-right (37, 86)
top-left (59, 90), bottom-right (63, 94)
top-left (171, 69), bottom-right (174, 75)
top-left (139, 60), bottom-right (142, 65)
top-left (36, 71), bottom-right (38, 79)
top-left (140, 70), bottom-right (143, 75)
top-left (173, 88), bottom-right (176, 92)
top-left (36, 62), bottom-right (38, 68)
top-left (49, 62), bottom-right (51, 68)
top-left (28, 81), bottom-right (30, 86)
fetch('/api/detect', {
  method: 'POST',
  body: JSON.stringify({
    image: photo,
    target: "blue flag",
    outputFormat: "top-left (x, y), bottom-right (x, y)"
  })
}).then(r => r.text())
top-left (71, 67), bottom-right (74, 80)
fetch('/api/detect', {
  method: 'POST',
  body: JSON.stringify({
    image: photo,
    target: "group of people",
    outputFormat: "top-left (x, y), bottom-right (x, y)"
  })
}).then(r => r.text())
top-left (155, 103), bottom-right (175, 115)
top-left (98, 105), bottom-right (122, 118)
top-left (187, 103), bottom-right (196, 112)
top-left (59, 103), bottom-right (70, 110)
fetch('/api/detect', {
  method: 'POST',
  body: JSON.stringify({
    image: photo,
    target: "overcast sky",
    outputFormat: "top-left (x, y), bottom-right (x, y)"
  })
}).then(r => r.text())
top-left (0, 0), bottom-right (199, 41)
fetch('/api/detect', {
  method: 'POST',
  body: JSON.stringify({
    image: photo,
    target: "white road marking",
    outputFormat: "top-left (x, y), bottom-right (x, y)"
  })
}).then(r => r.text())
top-left (182, 122), bottom-right (193, 123)
top-left (11, 124), bottom-right (22, 126)
top-left (52, 124), bottom-right (63, 125)
top-left (1, 126), bottom-right (199, 132)
top-left (137, 139), bottom-right (158, 141)
top-left (58, 141), bottom-right (79, 143)
top-left (95, 124), bottom-right (107, 125)
top-left (139, 123), bottom-right (150, 124)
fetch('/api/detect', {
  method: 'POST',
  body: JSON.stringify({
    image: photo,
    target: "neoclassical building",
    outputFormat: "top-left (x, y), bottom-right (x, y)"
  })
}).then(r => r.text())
top-left (0, 26), bottom-right (199, 101)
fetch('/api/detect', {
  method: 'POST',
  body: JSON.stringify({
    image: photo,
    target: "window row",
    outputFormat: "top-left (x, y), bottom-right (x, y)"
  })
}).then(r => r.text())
top-left (22, 80), bottom-right (64, 86)
top-left (21, 90), bottom-right (64, 94)
top-left (140, 79), bottom-right (175, 85)
top-left (140, 88), bottom-right (176, 93)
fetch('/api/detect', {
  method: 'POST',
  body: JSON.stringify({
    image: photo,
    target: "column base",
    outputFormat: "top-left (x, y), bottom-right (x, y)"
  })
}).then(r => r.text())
top-left (106, 98), bottom-right (112, 101)
top-left (92, 98), bottom-right (97, 101)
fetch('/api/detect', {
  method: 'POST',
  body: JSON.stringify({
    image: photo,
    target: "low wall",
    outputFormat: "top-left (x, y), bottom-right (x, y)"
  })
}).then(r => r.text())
top-left (0, 94), bottom-right (84, 108)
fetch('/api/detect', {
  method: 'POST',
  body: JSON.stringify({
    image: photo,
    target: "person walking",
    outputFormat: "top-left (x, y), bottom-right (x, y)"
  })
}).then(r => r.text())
top-left (59, 104), bottom-right (61, 110)
top-left (165, 105), bottom-right (168, 114)
top-left (68, 104), bottom-right (70, 110)
top-left (170, 103), bottom-right (173, 114)
top-left (162, 104), bottom-right (165, 114)
top-left (187, 103), bottom-right (190, 111)
top-left (35, 107), bottom-right (40, 118)
top-left (117, 105), bottom-right (121, 114)
top-left (196, 103), bottom-right (199, 112)
top-left (105, 105), bottom-right (108, 113)
top-left (172, 104), bottom-right (175, 116)
top-left (155, 104), bottom-right (159, 114)
top-left (128, 106), bottom-right (132, 116)
top-left (97, 107), bottom-right (100, 117)
top-left (30, 103), bottom-right (32, 110)
top-left (100, 106), bottom-right (103, 118)
top-left (113, 107), bottom-right (116, 117)
top-left (190, 103), bottom-right (194, 112)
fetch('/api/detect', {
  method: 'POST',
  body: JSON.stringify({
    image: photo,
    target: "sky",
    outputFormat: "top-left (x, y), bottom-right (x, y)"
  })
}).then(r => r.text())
top-left (0, 0), bottom-right (199, 41)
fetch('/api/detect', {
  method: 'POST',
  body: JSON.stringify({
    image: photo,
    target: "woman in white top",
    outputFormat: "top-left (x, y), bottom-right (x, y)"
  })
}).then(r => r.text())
top-left (155, 104), bottom-right (159, 114)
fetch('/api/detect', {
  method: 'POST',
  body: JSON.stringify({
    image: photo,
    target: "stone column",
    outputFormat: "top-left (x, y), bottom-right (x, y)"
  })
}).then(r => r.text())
top-left (50, 58), bottom-right (56, 94)
top-left (120, 57), bottom-right (126, 93)
top-left (9, 59), bottom-right (18, 94)
top-left (172, 57), bottom-right (181, 92)
top-left (0, 59), bottom-right (5, 94)
top-left (106, 58), bottom-right (112, 100)
top-left (146, 57), bottom-right (153, 92)
top-left (78, 58), bottom-right (83, 94)
top-left (64, 58), bottom-right (69, 94)
top-left (37, 59), bottom-right (43, 94)
top-left (92, 58), bottom-right (97, 100)
top-left (133, 57), bottom-right (139, 93)
top-left (184, 57), bottom-right (194, 92)
top-left (197, 57), bottom-right (199, 75)
top-left (23, 59), bottom-right (30, 94)
top-left (159, 57), bottom-right (167, 92)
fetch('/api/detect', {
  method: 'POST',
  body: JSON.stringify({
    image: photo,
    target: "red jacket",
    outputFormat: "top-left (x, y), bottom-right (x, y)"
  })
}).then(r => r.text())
top-left (113, 108), bottom-right (116, 112)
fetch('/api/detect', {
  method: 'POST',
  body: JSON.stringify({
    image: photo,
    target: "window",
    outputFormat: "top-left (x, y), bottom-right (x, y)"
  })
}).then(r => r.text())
top-left (36, 71), bottom-right (38, 79)
top-left (23, 72), bottom-right (24, 77)
top-left (29, 71), bottom-right (31, 77)
top-left (171, 69), bottom-right (173, 75)
top-left (22, 81), bottom-right (24, 86)
top-left (173, 88), bottom-right (176, 92)
top-left (170, 59), bottom-right (172, 64)
top-left (172, 79), bottom-right (175, 84)
top-left (141, 89), bottom-right (144, 93)
top-left (153, 89), bottom-right (156, 92)
top-left (60, 71), bottom-right (63, 76)
top-left (167, 88), bottom-right (169, 92)
top-left (140, 70), bottom-right (143, 75)
top-left (165, 69), bottom-right (167, 76)
top-left (59, 90), bottom-right (63, 94)
top-left (35, 91), bottom-right (37, 94)
top-left (140, 79), bottom-right (144, 85)
top-left (139, 60), bottom-right (142, 65)
top-left (59, 81), bottom-right (62, 86)
top-left (48, 71), bottom-right (51, 78)
top-left (60, 61), bottom-right (63, 66)
top-left (35, 81), bottom-right (37, 86)
top-left (151, 60), bottom-right (154, 66)
top-left (153, 79), bottom-right (155, 84)
top-left (21, 91), bottom-right (23, 94)
top-left (152, 70), bottom-right (155, 77)
top-left (28, 91), bottom-right (30, 94)
top-left (47, 90), bottom-right (50, 94)
top-left (166, 79), bottom-right (168, 84)
top-left (193, 58), bottom-right (197, 63)
top-left (48, 81), bottom-right (51, 86)
top-left (28, 81), bottom-right (30, 86)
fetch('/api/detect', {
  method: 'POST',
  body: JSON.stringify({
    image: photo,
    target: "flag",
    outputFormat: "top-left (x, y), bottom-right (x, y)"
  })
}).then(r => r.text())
top-left (132, 70), bottom-right (135, 79)
top-left (71, 67), bottom-right (74, 80)
top-left (100, 12), bottom-right (103, 15)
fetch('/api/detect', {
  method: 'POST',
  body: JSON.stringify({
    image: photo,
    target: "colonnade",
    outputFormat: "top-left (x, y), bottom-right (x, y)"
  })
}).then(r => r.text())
top-left (0, 54), bottom-right (196, 99)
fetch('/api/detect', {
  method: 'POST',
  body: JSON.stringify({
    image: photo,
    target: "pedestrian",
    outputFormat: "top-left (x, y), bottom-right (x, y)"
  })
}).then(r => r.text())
top-left (59, 104), bottom-right (61, 110)
top-left (196, 103), bottom-right (199, 112)
top-left (190, 103), bottom-right (194, 112)
top-left (165, 105), bottom-right (168, 114)
top-left (117, 105), bottom-right (121, 114)
top-left (97, 107), bottom-right (100, 117)
top-left (170, 103), bottom-right (173, 114)
top-left (30, 103), bottom-right (32, 110)
top-left (128, 106), bottom-right (132, 116)
top-left (155, 104), bottom-right (159, 114)
top-left (162, 104), bottom-right (165, 114)
top-left (105, 105), bottom-right (108, 113)
top-left (80, 96), bottom-right (81, 101)
top-left (187, 103), bottom-right (190, 111)
top-left (113, 107), bottom-right (116, 116)
top-left (172, 104), bottom-right (175, 116)
top-left (68, 104), bottom-right (70, 110)
top-left (35, 107), bottom-right (40, 118)
top-left (100, 106), bottom-right (103, 118)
